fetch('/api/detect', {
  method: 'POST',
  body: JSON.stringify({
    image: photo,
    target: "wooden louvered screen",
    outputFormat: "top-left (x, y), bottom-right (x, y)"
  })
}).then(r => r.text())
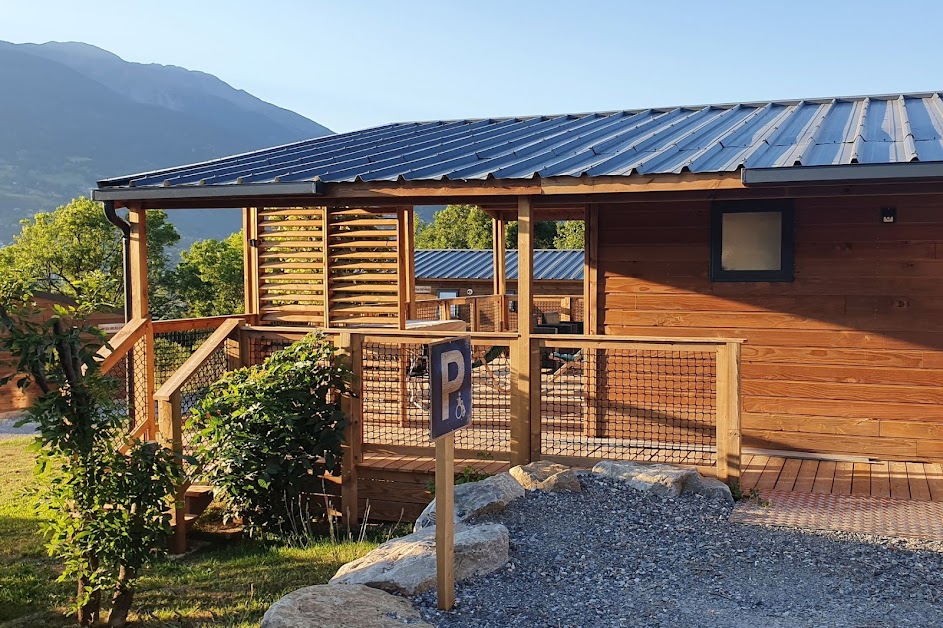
top-left (256, 207), bottom-right (329, 325)
top-left (251, 207), bottom-right (406, 327)
top-left (327, 209), bottom-right (402, 327)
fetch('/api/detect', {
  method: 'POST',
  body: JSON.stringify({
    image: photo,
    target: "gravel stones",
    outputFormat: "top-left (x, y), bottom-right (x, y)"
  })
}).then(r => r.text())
top-left (261, 584), bottom-right (431, 628)
top-left (413, 474), bottom-right (943, 627)
top-left (414, 472), bottom-right (524, 531)
top-left (331, 523), bottom-right (509, 595)
top-left (510, 461), bottom-right (581, 493)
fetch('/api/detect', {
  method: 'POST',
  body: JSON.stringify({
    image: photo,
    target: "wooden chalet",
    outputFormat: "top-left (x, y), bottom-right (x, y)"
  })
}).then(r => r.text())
top-left (92, 92), bottom-right (943, 549)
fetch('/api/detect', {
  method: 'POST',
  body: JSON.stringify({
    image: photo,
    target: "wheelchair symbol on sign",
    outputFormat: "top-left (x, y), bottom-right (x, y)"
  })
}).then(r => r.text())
top-left (454, 393), bottom-right (467, 421)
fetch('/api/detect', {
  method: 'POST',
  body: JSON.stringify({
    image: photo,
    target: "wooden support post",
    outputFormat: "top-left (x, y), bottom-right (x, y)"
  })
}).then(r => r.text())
top-left (561, 296), bottom-right (572, 322)
top-left (158, 393), bottom-right (187, 554)
top-left (510, 197), bottom-right (534, 466)
top-left (321, 207), bottom-right (332, 328)
top-left (127, 208), bottom-right (155, 439)
top-left (492, 215), bottom-right (507, 331)
top-left (582, 204), bottom-right (602, 437)
top-left (339, 332), bottom-right (363, 528)
top-left (529, 336), bottom-right (543, 462)
top-left (715, 342), bottom-right (742, 484)
top-left (403, 207), bottom-right (417, 320)
top-left (584, 204), bottom-right (599, 335)
top-left (396, 207), bottom-right (410, 330)
top-left (143, 320), bottom-right (156, 439)
top-left (435, 432), bottom-right (456, 611)
top-left (470, 298), bottom-right (479, 332)
top-left (243, 207), bottom-right (261, 318)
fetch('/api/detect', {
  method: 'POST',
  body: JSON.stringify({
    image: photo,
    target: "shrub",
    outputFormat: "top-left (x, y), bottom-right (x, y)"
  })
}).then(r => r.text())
top-left (189, 332), bottom-right (351, 537)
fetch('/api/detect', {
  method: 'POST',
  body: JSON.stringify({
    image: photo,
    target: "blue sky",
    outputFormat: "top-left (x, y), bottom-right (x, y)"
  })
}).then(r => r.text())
top-left (2, 0), bottom-right (942, 133)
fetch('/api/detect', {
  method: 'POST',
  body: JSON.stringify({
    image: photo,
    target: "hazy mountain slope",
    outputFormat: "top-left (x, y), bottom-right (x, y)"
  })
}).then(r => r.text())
top-left (0, 41), bottom-right (331, 247)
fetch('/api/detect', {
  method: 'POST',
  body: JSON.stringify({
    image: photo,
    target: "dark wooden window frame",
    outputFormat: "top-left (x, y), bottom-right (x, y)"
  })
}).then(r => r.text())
top-left (710, 199), bottom-right (795, 282)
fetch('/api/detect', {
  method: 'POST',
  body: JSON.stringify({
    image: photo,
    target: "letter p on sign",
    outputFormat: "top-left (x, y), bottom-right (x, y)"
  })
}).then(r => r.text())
top-left (429, 337), bottom-right (473, 440)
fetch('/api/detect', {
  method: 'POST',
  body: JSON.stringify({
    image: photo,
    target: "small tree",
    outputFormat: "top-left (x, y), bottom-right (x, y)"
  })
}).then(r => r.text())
top-left (0, 289), bottom-right (181, 627)
top-left (171, 232), bottom-right (245, 317)
top-left (189, 332), bottom-right (351, 537)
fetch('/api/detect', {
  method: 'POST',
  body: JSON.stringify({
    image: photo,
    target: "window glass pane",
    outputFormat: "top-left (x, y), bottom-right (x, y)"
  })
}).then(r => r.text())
top-left (721, 211), bottom-right (782, 271)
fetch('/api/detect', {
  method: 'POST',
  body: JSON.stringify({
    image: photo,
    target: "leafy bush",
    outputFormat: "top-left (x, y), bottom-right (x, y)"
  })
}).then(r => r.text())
top-left (189, 332), bottom-right (351, 536)
top-left (0, 291), bottom-right (181, 627)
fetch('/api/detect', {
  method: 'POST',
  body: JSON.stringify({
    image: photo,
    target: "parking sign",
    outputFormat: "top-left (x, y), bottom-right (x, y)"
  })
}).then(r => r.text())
top-left (429, 337), bottom-right (473, 440)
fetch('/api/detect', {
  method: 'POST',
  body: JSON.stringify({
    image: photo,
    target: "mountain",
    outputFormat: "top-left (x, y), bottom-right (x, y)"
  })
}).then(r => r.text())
top-left (0, 41), bottom-right (332, 247)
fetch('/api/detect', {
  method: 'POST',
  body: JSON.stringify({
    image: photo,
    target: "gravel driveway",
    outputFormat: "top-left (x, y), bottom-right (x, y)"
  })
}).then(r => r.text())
top-left (413, 474), bottom-right (943, 627)
top-left (0, 413), bottom-right (34, 440)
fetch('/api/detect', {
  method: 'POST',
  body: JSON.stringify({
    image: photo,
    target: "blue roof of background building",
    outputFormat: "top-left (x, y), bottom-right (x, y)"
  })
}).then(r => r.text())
top-left (415, 249), bottom-right (583, 281)
top-left (97, 92), bottom-right (943, 191)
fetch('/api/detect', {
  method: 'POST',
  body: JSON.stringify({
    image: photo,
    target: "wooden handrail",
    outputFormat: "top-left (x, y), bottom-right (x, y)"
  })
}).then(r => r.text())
top-left (97, 317), bottom-right (149, 374)
top-left (152, 314), bottom-right (245, 333)
top-left (154, 318), bottom-right (243, 402)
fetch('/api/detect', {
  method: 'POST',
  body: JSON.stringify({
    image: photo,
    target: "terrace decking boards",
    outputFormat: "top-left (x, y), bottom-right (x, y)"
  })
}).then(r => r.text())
top-left (740, 454), bottom-right (943, 502)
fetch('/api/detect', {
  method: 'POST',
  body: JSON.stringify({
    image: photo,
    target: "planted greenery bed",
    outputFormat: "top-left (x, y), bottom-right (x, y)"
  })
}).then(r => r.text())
top-left (0, 437), bottom-right (382, 627)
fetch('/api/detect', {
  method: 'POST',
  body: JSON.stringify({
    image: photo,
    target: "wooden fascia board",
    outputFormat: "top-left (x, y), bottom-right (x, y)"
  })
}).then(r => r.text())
top-left (110, 172), bottom-right (943, 211)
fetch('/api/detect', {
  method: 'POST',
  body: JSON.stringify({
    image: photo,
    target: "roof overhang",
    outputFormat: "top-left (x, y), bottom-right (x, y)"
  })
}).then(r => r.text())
top-left (743, 162), bottom-right (943, 185)
top-left (92, 180), bottom-right (325, 203)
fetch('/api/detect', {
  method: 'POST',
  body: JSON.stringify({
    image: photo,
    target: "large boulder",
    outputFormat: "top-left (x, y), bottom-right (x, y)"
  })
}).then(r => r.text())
top-left (510, 460), bottom-right (582, 493)
top-left (261, 583), bottom-right (432, 628)
top-left (592, 460), bottom-right (733, 504)
top-left (331, 523), bottom-right (509, 595)
top-left (414, 472), bottom-right (524, 531)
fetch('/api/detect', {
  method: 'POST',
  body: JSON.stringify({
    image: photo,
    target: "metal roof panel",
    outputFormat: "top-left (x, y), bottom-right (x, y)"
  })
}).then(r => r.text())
top-left (97, 92), bottom-right (943, 191)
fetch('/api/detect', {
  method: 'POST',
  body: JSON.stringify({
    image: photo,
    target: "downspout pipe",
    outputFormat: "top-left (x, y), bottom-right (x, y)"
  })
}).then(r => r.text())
top-left (103, 201), bottom-right (133, 323)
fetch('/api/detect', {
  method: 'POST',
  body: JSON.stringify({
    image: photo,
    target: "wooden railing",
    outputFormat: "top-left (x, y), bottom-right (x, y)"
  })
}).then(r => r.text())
top-left (97, 317), bottom-right (155, 443)
top-left (412, 294), bottom-right (584, 332)
top-left (239, 326), bottom-right (742, 524)
top-left (152, 316), bottom-right (243, 553)
top-left (128, 316), bottom-right (741, 536)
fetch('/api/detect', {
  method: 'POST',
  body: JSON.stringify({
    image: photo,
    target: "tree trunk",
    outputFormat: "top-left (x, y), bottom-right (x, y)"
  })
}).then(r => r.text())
top-left (107, 565), bottom-right (135, 627)
top-left (77, 575), bottom-right (101, 626)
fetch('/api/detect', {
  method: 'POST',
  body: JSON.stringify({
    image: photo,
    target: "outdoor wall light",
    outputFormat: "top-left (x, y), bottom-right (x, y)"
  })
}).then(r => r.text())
top-left (881, 207), bottom-right (897, 223)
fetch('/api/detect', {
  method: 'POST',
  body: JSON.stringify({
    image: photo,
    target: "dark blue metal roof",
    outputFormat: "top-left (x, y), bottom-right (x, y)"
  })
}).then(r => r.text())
top-left (415, 249), bottom-right (583, 281)
top-left (97, 92), bottom-right (943, 191)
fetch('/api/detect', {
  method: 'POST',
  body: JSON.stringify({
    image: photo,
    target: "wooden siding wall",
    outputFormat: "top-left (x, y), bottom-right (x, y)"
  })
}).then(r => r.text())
top-left (597, 194), bottom-right (943, 463)
top-left (0, 301), bottom-right (122, 412)
top-left (254, 207), bottom-right (402, 326)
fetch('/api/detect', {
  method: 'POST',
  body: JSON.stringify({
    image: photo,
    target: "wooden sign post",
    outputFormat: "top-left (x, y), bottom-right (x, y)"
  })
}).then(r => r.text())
top-left (428, 337), bottom-right (472, 611)
top-left (435, 433), bottom-right (456, 610)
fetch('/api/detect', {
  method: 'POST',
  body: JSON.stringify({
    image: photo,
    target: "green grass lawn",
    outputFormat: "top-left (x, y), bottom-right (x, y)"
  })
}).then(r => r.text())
top-left (0, 437), bottom-right (381, 627)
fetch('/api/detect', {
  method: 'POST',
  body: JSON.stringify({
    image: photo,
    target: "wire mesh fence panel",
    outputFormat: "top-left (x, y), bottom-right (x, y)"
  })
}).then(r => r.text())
top-left (475, 298), bottom-right (501, 332)
top-left (412, 299), bottom-right (442, 321)
top-left (104, 334), bottom-right (150, 437)
top-left (540, 345), bottom-right (717, 466)
top-left (153, 328), bottom-right (234, 473)
top-left (360, 339), bottom-right (511, 456)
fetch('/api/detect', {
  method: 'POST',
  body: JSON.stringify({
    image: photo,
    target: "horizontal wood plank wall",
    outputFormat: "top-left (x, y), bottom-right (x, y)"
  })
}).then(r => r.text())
top-left (597, 195), bottom-right (943, 463)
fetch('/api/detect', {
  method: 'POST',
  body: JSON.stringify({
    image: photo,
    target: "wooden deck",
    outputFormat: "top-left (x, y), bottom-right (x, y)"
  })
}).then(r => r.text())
top-left (740, 454), bottom-right (943, 502)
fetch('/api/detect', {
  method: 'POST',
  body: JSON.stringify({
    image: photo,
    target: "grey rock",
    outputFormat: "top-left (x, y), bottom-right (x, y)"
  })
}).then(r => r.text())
top-left (331, 523), bottom-right (509, 595)
top-left (684, 473), bottom-right (734, 505)
top-left (592, 460), bottom-right (698, 497)
top-left (414, 472), bottom-right (524, 531)
top-left (261, 583), bottom-right (431, 628)
top-left (510, 460), bottom-right (582, 492)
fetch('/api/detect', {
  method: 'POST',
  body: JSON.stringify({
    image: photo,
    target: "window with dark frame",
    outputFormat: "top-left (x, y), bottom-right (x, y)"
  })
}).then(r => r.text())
top-left (710, 200), bottom-right (794, 282)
